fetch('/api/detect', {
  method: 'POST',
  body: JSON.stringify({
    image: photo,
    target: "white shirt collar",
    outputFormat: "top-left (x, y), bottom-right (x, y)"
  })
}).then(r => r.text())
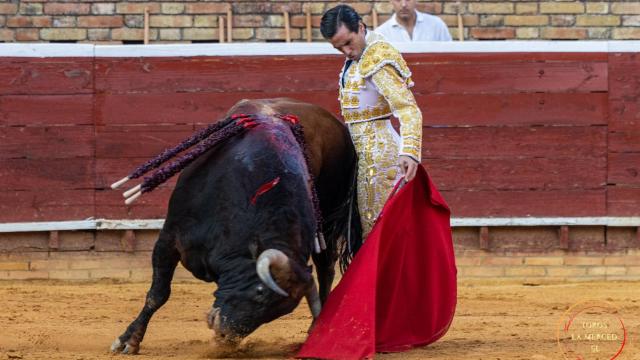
top-left (390, 10), bottom-right (424, 27)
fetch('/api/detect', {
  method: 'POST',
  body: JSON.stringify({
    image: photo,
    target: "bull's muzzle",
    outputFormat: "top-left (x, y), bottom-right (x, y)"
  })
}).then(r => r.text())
top-left (207, 307), bottom-right (242, 345)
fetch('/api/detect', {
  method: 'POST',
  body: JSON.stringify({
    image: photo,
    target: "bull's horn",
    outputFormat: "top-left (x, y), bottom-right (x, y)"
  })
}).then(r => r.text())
top-left (256, 249), bottom-right (290, 297)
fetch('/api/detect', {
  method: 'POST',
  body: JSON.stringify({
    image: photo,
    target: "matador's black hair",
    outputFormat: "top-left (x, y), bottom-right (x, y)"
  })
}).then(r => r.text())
top-left (320, 4), bottom-right (362, 39)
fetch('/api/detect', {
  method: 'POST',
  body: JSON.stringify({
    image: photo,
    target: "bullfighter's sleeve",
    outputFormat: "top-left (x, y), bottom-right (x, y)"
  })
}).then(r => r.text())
top-left (371, 65), bottom-right (423, 162)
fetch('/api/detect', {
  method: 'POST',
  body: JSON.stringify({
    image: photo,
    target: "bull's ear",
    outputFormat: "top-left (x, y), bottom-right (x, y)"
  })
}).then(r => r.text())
top-left (248, 242), bottom-right (259, 260)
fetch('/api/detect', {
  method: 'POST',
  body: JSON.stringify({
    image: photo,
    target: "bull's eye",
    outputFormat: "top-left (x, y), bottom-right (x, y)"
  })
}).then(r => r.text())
top-left (256, 285), bottom-right (265, 295)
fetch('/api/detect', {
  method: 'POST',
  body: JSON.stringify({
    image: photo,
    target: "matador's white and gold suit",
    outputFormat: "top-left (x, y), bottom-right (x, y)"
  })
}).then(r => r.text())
top-left (339, 31), bottom-right (423, 237)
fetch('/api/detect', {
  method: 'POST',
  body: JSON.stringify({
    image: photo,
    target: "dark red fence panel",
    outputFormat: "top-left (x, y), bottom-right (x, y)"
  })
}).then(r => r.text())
top-left (0, 51), bottom-right (638, 221)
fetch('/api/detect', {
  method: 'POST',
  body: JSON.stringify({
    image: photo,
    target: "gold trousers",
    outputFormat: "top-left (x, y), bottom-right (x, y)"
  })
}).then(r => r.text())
top-left (347, 119), bottom-right (403, 238)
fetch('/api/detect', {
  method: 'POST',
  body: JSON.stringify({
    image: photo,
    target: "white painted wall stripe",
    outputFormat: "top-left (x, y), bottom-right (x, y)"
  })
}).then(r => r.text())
top-left (608, 41), bottom-right (640, 52)
top-left (1, 41), bottom-right (638, 58)
top-left (0, 43), bottom-right (95, 57)
top-left (0, 217), bottom-right (638, 233)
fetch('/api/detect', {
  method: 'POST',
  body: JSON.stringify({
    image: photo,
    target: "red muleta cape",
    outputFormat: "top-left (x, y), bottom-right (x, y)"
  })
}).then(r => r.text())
top-left (297, 165), bottom-right (457, 359)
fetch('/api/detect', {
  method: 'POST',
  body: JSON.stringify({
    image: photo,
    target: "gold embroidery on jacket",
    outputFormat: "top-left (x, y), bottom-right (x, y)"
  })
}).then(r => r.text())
top-left (343, 103), bottom-right (392, 123)
top-left (371, 65), bottom-right (422, 162)
top-left (358, 41), bottom-right (412, 80)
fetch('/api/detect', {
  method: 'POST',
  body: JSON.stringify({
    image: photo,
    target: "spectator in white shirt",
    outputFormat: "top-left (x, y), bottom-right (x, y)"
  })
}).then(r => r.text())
top-left (376, 0), bottom-right (452, 42)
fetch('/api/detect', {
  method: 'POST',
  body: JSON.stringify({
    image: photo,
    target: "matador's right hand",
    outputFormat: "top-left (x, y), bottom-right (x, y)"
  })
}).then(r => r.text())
top-left (399, 155), bottom-right (419, 182)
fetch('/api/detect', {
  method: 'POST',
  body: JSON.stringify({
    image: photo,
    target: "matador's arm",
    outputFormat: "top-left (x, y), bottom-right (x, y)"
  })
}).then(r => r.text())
top-left (371, 65), bottom-right (423, 162)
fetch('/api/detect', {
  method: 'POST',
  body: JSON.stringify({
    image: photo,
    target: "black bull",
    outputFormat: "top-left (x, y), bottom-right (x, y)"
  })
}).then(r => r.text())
top-left (111, 98), bottom-right (363, 354)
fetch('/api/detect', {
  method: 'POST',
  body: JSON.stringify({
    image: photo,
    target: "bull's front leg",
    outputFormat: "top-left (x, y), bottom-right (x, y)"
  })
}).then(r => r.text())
top-left (312, 251), bottom-right (336, 305)
top-left (111, 238), bottom-right (179, 355)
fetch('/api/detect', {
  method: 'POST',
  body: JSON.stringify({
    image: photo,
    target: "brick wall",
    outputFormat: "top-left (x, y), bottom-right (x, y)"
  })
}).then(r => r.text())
top-left (0, 1), bottom-right (639, 43)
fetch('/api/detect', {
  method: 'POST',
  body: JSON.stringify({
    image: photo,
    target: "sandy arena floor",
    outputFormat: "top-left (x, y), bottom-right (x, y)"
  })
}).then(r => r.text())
top-left (0, 279), bottom-right (638, 360)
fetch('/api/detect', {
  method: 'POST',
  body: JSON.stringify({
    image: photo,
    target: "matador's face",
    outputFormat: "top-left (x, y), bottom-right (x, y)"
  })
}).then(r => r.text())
top-left (329, 22), bottom-right (367, 62)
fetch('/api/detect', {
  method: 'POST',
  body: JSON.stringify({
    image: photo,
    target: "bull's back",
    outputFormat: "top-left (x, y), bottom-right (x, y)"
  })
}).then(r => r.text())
top-left (166, 116), bottom-right (311, 225)
top-left (227, 98), bottom-right (353, 178)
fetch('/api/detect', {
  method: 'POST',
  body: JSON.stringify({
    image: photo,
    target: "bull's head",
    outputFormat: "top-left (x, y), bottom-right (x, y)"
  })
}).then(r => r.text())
top-left (207, 249), bottom-right (319, 345)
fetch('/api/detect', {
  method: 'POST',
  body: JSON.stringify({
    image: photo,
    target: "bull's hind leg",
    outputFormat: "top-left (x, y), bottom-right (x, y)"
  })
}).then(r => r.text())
top-left (111, 234), bottom-right (179, 355)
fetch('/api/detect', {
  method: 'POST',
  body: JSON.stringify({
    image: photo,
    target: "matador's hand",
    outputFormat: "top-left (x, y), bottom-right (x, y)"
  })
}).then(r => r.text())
top-left (399, 155), bottom-right (419, 182)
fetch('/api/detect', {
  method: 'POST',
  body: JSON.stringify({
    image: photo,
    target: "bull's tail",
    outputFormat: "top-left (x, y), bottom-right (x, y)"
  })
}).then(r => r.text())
top-left (338, 152), bottom-right (363, 273)
top-left (315, 145), bottom-right (362, 273)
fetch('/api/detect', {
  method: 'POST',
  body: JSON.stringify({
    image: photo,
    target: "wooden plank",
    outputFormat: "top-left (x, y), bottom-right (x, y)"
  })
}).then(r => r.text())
top-left (422, 126), bottom-right (607, 159)
top-left (94, 54), bottom-right (608, 95)
top-left (0, 158), bottom-right (94, 190)
top-left (439, 189), bottom-right (606, 217)
top-left (0, 125), bottom-right (94, 159)
top-left (96, 158), bottom-right (179, 189)
top-left (0, 189), bottom-right (94, 222)
top-left (420, 93), bottom-right (608, 126)
top-left (48, 231), bottom-right (60, 250)
top-left (479, 226), bottom-right (489, 250)
top-left (96, 91), bottom-right (339, 125)
top-left (122, 230), bottom-right (136, 252)
top-left (608, 53), bottom-right (640, 100)
top-left (94, 56), bottom-right (343, 94)
top-left (403, 52), bottom-right (609, 63)
top-left (605, 227), bottom-right (639, 250)
top-left (609, 53), bottom-right (640, 131)
top-left (97, 91), bottom-right (608, 127)
top-left (558, 225), bottom-right (570, 250)
top-left (608, 153), bottom-right (640, 186)
top-left (426, 157), bottom-right (606, 191)
top-left (607, 186), bottom-right (640, 216)
top-left (95, 187), bottom-right (172, 219)
top-left (0, 58), bottom-right (94, 95)
top-left (410, 61), bottom-right (608, 94)
top-left (486, 226), bottom-right (560, 252)
top-left (96, 92), bottom-right (225, 126)
top-left (609, 99), bottom-right (640, 130)
top-left (451, 217), bottom-right (640, 227)
top-left (96, 124), bottom-right (195, 158)
top-left (609, 129), bottom-right (640, 152)
top-left (0, 95), bottom-right (94, 126)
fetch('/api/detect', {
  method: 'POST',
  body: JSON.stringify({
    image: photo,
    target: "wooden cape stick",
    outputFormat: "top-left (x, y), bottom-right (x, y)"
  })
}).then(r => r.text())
top-left (457, 1), bottom-right (464, 42)
top-left (143, 7), bottom-right (149, 44)
top-left (227, 5), bottom-right (233, 43)
top-left (372, 8), bottom-right (378, 29)
top-left (306, 6), bottom-right (312, 42)
top-left (218, 16), bottom-right (225, 43)
top-left (284, 11), bottom-right (291, 42)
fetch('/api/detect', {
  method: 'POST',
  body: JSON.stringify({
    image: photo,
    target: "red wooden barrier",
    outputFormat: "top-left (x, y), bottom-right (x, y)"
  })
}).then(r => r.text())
top-left (0, 51), bottom-right (638, 221)
top-left (607, 52), bottom-right (640, 215)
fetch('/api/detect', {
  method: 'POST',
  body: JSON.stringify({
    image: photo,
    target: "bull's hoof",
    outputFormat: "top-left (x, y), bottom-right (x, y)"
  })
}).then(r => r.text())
top-left (110, 338), bottom-right (140, 355)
